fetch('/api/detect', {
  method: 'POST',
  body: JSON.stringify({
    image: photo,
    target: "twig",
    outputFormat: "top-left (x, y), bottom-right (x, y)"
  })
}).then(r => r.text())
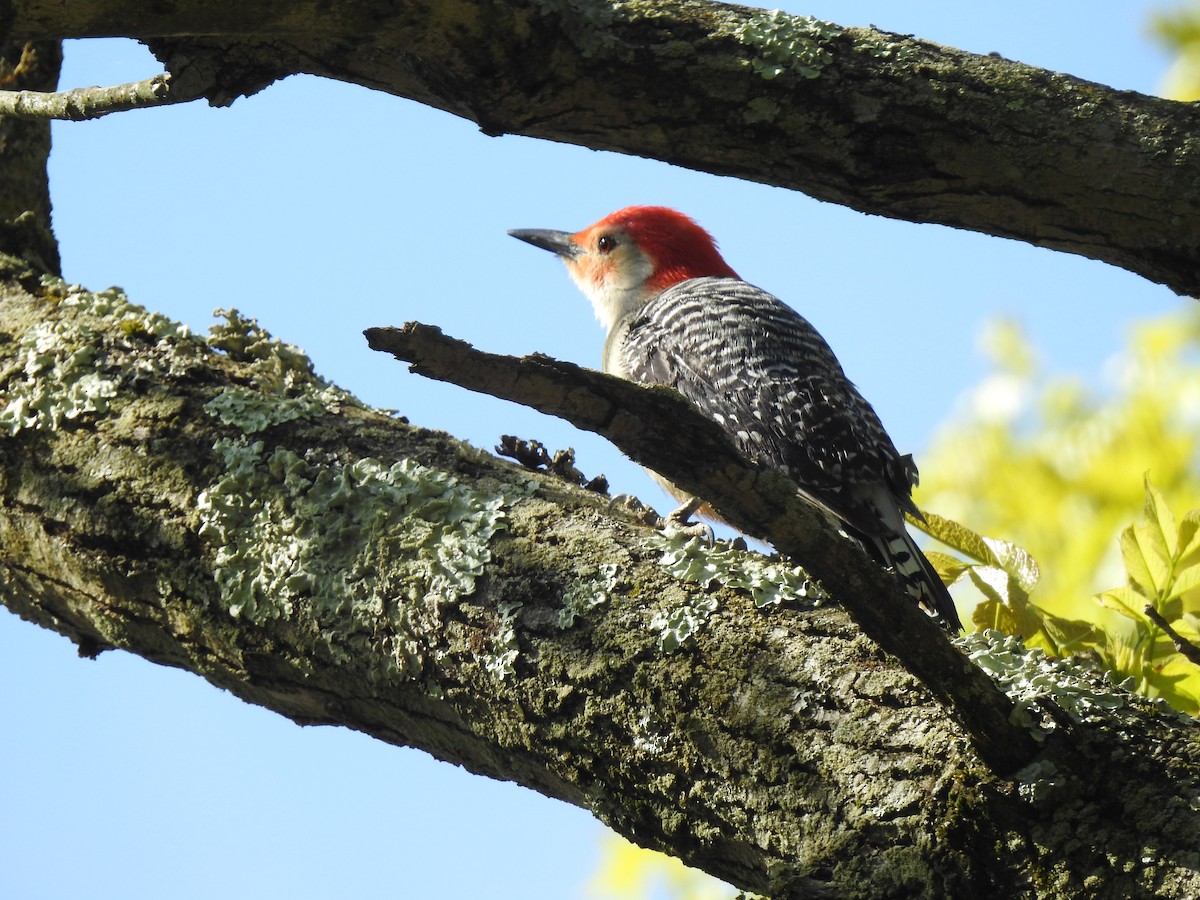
top-left (495, 435), bottom-right (608, 493)
top-left (1145, 605), bottom-right (1200, 667)
top-left (0, 73), bottom-right (199, 120)
top-left (365, 321), bottom-right (1042, 774)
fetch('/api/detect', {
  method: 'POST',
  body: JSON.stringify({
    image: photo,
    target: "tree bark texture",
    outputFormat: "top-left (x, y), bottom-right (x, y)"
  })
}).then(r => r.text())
top-left (1, 264), bottom-right (1199, 899)
top-left (6, 0), bottom-right (1200, 295)
top-left (0, 36), bottom-right (59, 273)
top-left (5, 1), bottom-right (1200, 896)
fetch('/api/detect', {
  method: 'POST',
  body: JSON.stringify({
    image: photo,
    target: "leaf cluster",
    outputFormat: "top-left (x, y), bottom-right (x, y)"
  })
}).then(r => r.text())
top-left (1095, 477), bottom-right (1200, 710)
top-left (919, 313), bottom-right (1200, 713)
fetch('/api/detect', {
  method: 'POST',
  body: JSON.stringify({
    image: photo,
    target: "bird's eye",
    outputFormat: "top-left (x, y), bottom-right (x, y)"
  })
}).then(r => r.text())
top-left (597, 234), bottom-right (617, 253)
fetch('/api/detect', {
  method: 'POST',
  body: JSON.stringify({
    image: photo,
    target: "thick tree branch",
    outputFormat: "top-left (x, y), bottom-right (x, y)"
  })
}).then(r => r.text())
top-left (0, 38), bottom-right (60, 273)
top-left (2, 264), bottom-right (1199, 898)
top-left (10, 0), bottom-right (1200, 293)
top-left (7, 3), bottom-right (1200, 896)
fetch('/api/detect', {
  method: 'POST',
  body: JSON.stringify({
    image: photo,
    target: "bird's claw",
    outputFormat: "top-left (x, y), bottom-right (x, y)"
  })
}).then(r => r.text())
top-left (607, 494), bottom-right (712, 540)
top-left (661, 498), bottom-right (714, 542)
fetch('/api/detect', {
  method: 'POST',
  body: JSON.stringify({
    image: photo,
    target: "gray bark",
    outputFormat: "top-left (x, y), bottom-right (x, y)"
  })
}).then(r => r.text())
top-left (0, 262), bottom-right (1198, 899)
top-left (3, 2), bottom-right (1200, 898)
top-left (7, 0), bottom-right (1200, 294)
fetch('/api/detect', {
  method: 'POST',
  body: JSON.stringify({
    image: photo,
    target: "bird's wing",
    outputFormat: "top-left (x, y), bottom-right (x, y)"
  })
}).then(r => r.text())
top-left (617, 277), bottom-right (919, 539)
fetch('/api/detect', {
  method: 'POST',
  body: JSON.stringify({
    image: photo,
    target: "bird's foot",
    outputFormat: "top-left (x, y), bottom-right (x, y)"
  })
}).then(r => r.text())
top-left (608, 494), bottom-right (713, 540)
top-left (660, 497), bottom-right (714, 541)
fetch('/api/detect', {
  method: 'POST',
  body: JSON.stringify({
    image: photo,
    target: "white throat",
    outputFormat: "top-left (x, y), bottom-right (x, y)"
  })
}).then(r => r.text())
top-left (568, 253), bottom-right (655, 333)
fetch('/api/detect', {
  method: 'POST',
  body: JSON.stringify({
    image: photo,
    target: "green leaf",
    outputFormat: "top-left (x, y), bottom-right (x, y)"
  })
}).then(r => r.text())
top-left (1097, 586), bottom-right (1149, 620)
top-left (924, 550), bottom-right (972, 585)
top-left (1177, 509), bottom-right (1200, 567)
top-left (1138, 520), bottom-right (1175, 596)
top-left (967, 564), bottom-right (1010, 605)
top-left (1119, 525), bottom-right (1158, 598)
top-left (1166, 562), bottom-right (1200, 603)
top-left (1181, 612), bottom-right (1200, 637)
top-left (1139, 661), bottom-right (1198, 715)
top-left (1143, 474), bottom-right (1178, 555)
top-left (982, 536), bottom-right (1041, 593)
top-left (967, 564), bottom-right (1042, 637)
top-left (910, 509), bottom-right (999, 566)
top-left (911, 510), bottom-right (1041, 596)
top-left (1036, 613), bottom-right (1096, 657)
top-left (971, 597), bottom-right (1011, 634)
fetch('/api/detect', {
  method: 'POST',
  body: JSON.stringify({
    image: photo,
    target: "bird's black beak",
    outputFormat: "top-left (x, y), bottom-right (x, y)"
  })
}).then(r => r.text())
top-left (508, 228), bottom-right (583, 260)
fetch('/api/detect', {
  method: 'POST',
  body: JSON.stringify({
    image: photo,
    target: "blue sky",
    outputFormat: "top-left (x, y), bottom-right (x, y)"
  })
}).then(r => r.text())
top-left (1, 4), bottom-right (1185, 898)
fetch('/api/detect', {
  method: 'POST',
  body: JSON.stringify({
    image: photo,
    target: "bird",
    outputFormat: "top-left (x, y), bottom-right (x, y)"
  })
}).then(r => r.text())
top-left (508, 205), bottom-right (962, 632)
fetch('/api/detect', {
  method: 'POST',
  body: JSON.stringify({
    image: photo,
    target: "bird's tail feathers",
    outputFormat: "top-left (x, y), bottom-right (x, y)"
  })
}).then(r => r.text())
top-left (867, 530), bottom-right (963, 633)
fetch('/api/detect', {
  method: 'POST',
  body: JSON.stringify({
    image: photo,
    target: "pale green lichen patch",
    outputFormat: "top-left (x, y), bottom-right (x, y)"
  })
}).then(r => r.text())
top-left (732, 10), bottom-right (842, 80)
top-left (204, 386), bottom-right (342, 434)
top-left (0, 280), bottom-right (190, 434)
top-left (1012, 759), bottom-right (1063, 806)
top-left (197, 439), bottom-right (510, 677)
top-left (856, 34), bottom-right (917, 62)
top-left (207, 308), bottom-right (310, 374)
top-left (203, 309), bottom-right (361, 431)
top-left (486, 600), bottom-right (524, 680)
top-left (557, 563), bottom-right (619, 629)
top-left (957, 630), bottom-right (1155, 740)
top-left (743, 96), bottom-right (781, 124)
top-left (647, 531), bottom-right (820, 651)
top-left (651, 594), bottom-right (720, 653)
top-left (56, 280), bottom-right (191, 343)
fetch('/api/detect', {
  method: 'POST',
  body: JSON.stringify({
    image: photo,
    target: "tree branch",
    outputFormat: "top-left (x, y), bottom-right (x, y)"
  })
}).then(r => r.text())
top-left (10, 0), bottom-right (1200, 293)
top-left (0, 72), bottom-right (200, 119)
top-left (1146, 604), bottom-right (1200, 667)
top-left (0, 38), bottom-right (60, 272)
top-left (363, 321), bottom-right (1040, 774)
top-left (8, 3), bottom-right (1200, 895)
top-left (2, 262), bottom-right (1199, 897)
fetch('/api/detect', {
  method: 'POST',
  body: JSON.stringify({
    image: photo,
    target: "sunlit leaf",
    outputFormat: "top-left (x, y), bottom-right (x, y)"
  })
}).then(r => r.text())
top-left (1140, 656), bottom-right (1200, 716)
top-left (1037, 613), bottom-right (1096, 657)
top-left (1136, 519), bottom-right (1174, 597)
top-left (968, 564), bottom-right (1010, 605)
top-left (1120, 525), bottom-right (1158, 598)
top-left (1097, 586), bottom-right (1149, 621)
top-left (587, 833), bottom-right (734, 900)
top-left (912, 511), bottom-right (1041, 597)
top-left (1149, 5), bottom-right (1200, 101)
top-left (1177, 510), bottom-right (1200, 566)
top-left (1143, 474), bottom-right (1178, 555)
top-left (982, 536), bottom-right (1041, 593)
top-left (1158, 594), bottom-right (1186, 625)
top-left (972, 597), bottom-right (1013, 634)
top-left (1166, 563), bottom-right (1200, 603)
top-left (915, 307), bottom-right (1200, 717)
top-left (968, 564), bottom-right (1043, 638)
top-left (1182, 612), bottom-right (1200, 636)
top-left (910, 510), bottom-right (998, 565)
top-left (924, 550), bottom-right (973, 586)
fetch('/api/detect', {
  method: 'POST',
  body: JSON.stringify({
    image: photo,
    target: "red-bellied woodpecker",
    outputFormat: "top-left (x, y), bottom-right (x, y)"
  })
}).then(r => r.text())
top-left (509, 205), bottom-right (962, 632)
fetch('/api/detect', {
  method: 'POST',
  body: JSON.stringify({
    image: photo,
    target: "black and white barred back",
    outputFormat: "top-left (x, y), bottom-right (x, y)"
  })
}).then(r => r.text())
top-left (614, 276), bottom-right (962, 632)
